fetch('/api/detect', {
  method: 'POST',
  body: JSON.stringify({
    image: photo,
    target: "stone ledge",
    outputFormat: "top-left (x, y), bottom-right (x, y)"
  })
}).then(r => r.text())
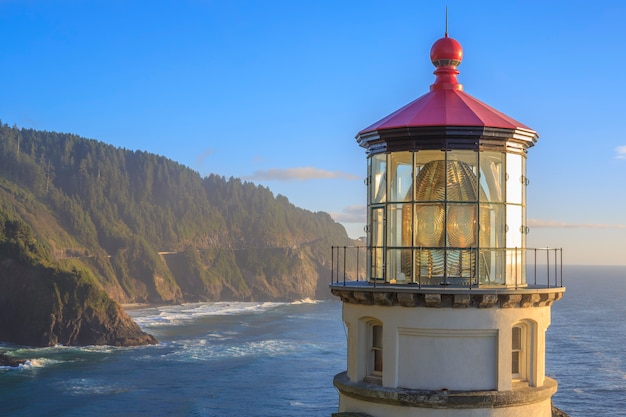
top-left (331, 285), bottom-right (564, 309)
top-left (334, 372), bottom-right (558, 409)
top-left (332, 406), bottom-right (569, 417)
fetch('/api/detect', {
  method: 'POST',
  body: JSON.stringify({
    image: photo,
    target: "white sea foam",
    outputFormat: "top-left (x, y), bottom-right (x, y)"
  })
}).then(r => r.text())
top-left (205, 331), bottom-right (238, 340)
top-left (0, 355), bottom-right (72, 372)
top-left (291, 298), bottom-right (321, 305)
top-left (289, 400), bottom-right (321, 409)
top-left (61, 378), bottom-right (131, 396)
top-left (11, 344), bottom-right (115, 356)
top-left (161, 337), bottom-right (306, 363)
top-left (130, 301), bottom-right (286, 327)
top-left (23, 357), bottom-right (61, 368)
top-left (0, 343), bottom-right (121, 373)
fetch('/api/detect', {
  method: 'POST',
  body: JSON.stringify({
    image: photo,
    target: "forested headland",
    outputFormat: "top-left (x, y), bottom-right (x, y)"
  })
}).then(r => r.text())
top-left (0, 122), bottom-right (356, 346)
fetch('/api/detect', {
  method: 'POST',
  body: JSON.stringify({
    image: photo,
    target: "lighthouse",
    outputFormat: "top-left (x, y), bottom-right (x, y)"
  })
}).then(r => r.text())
top-left (330, 32), bottom-right (565, 417)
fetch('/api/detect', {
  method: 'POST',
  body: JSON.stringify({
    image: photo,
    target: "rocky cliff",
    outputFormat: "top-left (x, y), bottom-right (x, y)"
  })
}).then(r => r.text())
top-left (0, 214), bottom-right (156, 347)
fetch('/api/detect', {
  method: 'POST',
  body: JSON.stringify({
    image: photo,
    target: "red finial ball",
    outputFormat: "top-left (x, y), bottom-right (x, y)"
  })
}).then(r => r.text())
top-left (430, 36), bottom-right (463, 67)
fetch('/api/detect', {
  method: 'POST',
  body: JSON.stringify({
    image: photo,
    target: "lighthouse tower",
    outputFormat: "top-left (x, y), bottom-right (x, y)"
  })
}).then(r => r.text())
top-left (330, 33), bottom-right (565, 417)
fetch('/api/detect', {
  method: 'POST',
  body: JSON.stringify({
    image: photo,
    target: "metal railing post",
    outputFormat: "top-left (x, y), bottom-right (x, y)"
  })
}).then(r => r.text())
top-left (553, 248), bottom-right (558, 288)
top-left (546, 249), bottom-right (550, 289)
top-left (331, 246), bottom-right (335, 284)
top-left (342, 246), bottom-right (346, 286)
top-left (514, 247), bottom-right (518, 290)
top-left (418, 247), bottom-right (422, 289)
top-left (560, 249), bottom-right (563, 287)
top-left (534, 248), bottom-right (537, 286)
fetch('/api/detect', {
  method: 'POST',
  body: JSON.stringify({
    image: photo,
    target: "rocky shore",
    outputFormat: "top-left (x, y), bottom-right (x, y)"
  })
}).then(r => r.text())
top-left (0, 247), bottom-right (157, 348)
top-left (0, 352), bottom-right (26, 367)
top-left (552, 404), bottom-right (571, 416)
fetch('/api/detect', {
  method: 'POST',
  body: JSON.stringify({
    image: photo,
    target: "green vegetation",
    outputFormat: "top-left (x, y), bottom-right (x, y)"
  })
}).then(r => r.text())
top-left (0, 121), bottom-right (355, 305)
top-left (0, 211), bottom-right (156, 346)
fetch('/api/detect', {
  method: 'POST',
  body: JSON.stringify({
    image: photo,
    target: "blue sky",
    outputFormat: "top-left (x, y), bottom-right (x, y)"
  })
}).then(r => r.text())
top-left (1, 1), bottom-right (624, 265)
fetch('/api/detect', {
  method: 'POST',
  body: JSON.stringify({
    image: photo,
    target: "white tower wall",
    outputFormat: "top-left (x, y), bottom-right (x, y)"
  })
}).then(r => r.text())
top-left (342, 301), bottom-right (550, 391)
top-left (332, 287), bottom-right (563, 417)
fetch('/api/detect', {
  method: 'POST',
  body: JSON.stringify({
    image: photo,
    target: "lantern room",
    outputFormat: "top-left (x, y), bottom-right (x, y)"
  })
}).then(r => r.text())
top-left (357, 34), bottom-right (538, 288)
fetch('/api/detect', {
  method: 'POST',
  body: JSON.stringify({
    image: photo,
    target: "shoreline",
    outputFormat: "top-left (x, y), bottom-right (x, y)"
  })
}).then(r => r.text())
top-left (120, 303), bottom-right (152, 310)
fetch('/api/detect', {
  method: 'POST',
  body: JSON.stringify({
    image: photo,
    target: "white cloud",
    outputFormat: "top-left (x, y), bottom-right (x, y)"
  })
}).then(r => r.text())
top-left (615, 145), bottom-right (626, 160)
top-left (330, 205), bottom-right (366, 223)
top-left (528, 219), bottom-right (626, 229)
top-left (244, 167), bottom-right (359, 181)
top-left (194, 148), bottom-right (213, 165)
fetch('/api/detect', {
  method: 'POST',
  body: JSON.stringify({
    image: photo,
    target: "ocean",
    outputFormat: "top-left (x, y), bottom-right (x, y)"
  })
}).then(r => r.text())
top-left (546, 265), bottom-right (626, 415)
top-left (1, 265), bottom-right (624, 416)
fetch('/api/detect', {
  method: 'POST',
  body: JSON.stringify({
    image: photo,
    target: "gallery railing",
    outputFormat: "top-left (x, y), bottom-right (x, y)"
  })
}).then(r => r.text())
top-left (331, 246), bottom-right (563, 289)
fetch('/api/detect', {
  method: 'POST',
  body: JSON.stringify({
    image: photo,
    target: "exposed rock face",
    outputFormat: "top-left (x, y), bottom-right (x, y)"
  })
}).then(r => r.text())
top-left (0, 257), bottom-right (156, 347)
top-left (552, 404), bottom-right (571, 417)
top-left (0, 352), bottom-right (26, 367)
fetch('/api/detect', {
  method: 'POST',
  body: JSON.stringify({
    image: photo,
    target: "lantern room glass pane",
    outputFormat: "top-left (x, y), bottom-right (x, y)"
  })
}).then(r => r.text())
top-left (414, 203), bottom-right (445, 247)
top-left (387, 248), bottom-right (411, 283)
top-left (480, 152), bottom-right (505, 203)
top-left (389, 151), bottom-right (413, 202)
top-left (413, 203), bottom-right (445, 280)
top-left (389, 202), bottom-right (412, 283)
top-left (388, 203), bottom-right (411, 247)
top-left (414, 150), bottom-right (445, 201)
top-left (446, 249), bottom-right (476, 284)
top-left (521, 156), bottom-right (527, 207)
top-left (415, 248), bottom-right (445, 281)
top-left (506, 204), bottom-right (523, 249)
top-left (506, 204), bottom-right (525, 285)
top-left (506, 153), bottom-right (523, 204)
top-left (370, 154), bottom-right (387, 204)
top-left (479, 202), bottom-right (505, 248)
top-left (479, 202), bottom-right (505, 285)
top-left (369, 206), bottom-right (384, 280)
top-left (447, 150), bottom-right (479, 176)
top-left (447, 203), bottom-right (477, 248)
top-left (445, 152), bottom-right (479, 207)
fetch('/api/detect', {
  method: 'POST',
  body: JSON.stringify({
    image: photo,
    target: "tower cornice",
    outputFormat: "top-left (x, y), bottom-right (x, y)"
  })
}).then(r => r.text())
top-left (330, 283), bottom-right (564, 308)
top-left (334, 372), bottom-right (558, 410)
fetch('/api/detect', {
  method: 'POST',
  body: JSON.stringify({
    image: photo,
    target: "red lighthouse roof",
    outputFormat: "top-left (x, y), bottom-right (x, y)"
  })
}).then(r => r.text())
top-left (358, 35), bottom-right (537, 139)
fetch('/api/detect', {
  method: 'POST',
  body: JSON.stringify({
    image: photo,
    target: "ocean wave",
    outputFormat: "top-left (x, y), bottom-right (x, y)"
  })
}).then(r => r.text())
top-left (154, 338), bottom-right (313, 363)
top-left (0, 344), bottom-right (120, 372)
top-left (290, 298), bottom-right (322, 305)
top-left (129, 301), bottom-right (287, 327)
top-left (289, 400), bottom-right (321, 408)
top-left (10, 344), bottom-right (115, 355)
top-left (205, 330), bottom-right (238, 340)
top-left (24, 357), bottom-right (63, 368)
top-left (61, 378), bottom-right (132, 396)
top-left (0, 356), bottom-right (71, 372)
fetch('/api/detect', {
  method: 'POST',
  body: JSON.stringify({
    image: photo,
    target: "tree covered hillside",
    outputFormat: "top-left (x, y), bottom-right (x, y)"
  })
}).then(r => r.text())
top-left (0, 121), bottom-right (355, 305)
